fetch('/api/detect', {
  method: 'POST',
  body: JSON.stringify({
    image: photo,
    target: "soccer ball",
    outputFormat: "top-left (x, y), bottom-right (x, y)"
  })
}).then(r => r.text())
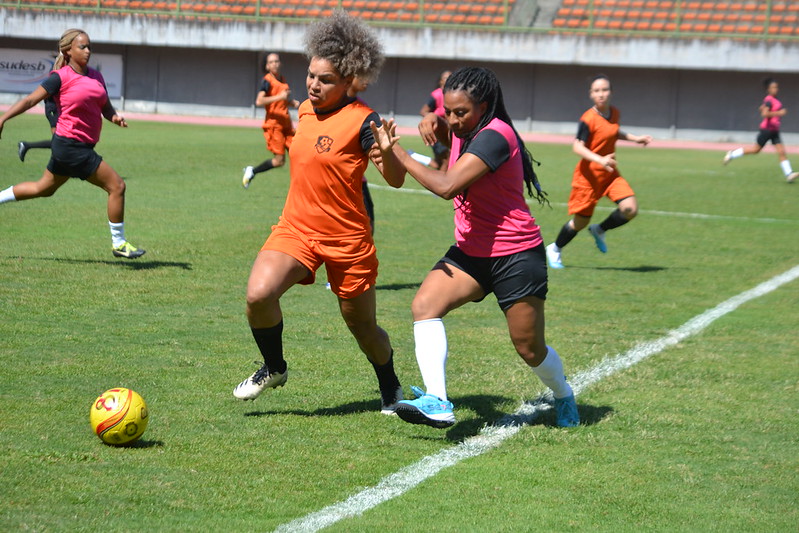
top-left (89, 388), bottom-right (149, 446)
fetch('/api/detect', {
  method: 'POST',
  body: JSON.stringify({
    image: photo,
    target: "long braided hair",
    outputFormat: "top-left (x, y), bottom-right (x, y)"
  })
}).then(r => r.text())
top-left (54, 29), bottom-right (86, 70)
top-left (445, 67), bottom-right (547, 205)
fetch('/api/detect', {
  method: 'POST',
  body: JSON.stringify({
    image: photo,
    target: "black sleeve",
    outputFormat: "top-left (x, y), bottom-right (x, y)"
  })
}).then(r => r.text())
top-left (576, 120), bottom-right (591, 143)
top-left (763, 100), bottom-right (773, 110)
top-left (465, 128), bottom-right (510, 171)
top-left (359, 112), bottom-right (380, 153)
top-left (259, 79), bottom-right (271, 94)
top-left (40, 72), bottom-right (61, 97)
top-left (425, 96), bottom-right (436, 109)
top-left (44, 97), bottom-right (58, 128)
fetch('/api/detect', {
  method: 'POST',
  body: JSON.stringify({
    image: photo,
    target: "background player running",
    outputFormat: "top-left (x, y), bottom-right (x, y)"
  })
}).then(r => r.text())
top-left (242, 52), bottom-right (300, 189)
top-left (546, 74), bottom-right (652, 270)
top-left (17, 97), bottom-right (57, 162)
top-left (723, 78), bottom-right (799, 184)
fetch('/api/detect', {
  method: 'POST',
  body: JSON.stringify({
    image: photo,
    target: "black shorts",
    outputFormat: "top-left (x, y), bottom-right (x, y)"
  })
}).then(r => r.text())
top-left (441, 244), bottom-right (548, 311)
top-left (48, 134), bottom-right (103, 180)
top-left (756, 129), bottom-right (782, 148)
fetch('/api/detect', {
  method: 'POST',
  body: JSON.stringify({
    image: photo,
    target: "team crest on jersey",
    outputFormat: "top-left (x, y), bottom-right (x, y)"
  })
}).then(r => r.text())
top-left (315, 135), bottom-right (334, 153)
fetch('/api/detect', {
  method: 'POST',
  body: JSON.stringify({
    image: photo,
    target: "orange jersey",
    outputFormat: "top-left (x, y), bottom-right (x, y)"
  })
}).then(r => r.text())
top-left (573, 106), bottom-right (621, 190)
top-left (261, 72), bottom-right (291, 125)
top-left (280, 98), bottom-right (375, 240)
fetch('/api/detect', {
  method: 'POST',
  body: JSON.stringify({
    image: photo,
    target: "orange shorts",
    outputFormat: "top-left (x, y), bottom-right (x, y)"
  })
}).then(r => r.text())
top-left (568, 175), bottom-right (635, 217)
top-left (263, 118), bottom-right (294, 156)
top-left (261, 220), bottom-right (378, 299)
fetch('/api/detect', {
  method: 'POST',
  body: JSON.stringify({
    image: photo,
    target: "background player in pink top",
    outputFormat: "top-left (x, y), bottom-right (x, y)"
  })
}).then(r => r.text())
top-left (0, 29), bottom-right (145, 258)
top-left (723, 78), bottom-right (799, 184)
top-left (418, 70), bottom-right (452, 170)
top-left (374, 66), bottom-right (579, 429)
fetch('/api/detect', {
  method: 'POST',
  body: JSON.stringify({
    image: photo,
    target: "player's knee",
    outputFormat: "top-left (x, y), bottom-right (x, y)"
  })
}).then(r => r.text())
top-left (273, 157), bottom-right (286, 168)
top-left (411, 293), bottom-right (439, 321)
top-left (621, 204), bottom-right (638, 220)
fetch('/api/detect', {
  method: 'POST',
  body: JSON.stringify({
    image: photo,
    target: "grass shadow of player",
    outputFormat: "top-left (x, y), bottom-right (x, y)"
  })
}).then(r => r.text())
top-left (573, 265), bottom-right (667, 273)
top-left (33, 256), bottom-right (193, 270)
top-left (244, 398), bottom-right (379, 419)
top-left (118, 439), bottom-right (165, 449)
top-left (376, 282), bottom-right (420, 291)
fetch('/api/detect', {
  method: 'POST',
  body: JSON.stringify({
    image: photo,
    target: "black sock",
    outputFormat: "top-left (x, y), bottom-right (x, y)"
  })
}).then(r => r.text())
top-left (251, 321), bottom-right (287, 374)
top-left (599, 209), bottom-right (630, 232)
top-left (253, 159), bottom-right (274, 175)
top-left (371, 350), bottom-right (401, 395)
top-left (555, 222), bottom-right (578, 249)
top-left (26, 140), bottom-right (52, 150)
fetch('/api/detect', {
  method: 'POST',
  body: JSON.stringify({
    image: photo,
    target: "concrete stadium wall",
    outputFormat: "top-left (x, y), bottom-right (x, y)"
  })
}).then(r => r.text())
top-left (1, 10), bottom-right (797, 143)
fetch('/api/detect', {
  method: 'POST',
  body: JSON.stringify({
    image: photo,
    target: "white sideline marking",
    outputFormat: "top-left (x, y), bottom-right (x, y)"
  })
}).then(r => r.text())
top-left (274, 264), bottom-right (799, 533)
top-left (367, 183), bottom-right (799, 224)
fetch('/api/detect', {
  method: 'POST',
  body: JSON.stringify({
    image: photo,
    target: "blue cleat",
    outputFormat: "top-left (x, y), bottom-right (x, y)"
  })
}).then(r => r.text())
top-left (588, 224), bottom-right (608, 253)
top-left (394, 385), bottom-right (455, 428)
top-left (553, 394), bottom-right (579, 427)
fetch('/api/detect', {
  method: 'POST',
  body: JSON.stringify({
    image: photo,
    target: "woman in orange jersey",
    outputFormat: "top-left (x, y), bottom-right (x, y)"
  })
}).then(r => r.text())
top-left (233, 12), bottom-right (407, 414)
top-left (241, 52), bottom-right (301, 189)
top-left (545, 74), bottom-right (652, 269)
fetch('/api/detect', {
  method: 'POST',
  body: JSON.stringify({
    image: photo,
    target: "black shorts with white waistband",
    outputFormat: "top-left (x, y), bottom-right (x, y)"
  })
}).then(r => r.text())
top-left (440, 243), bottom-right (548, 311)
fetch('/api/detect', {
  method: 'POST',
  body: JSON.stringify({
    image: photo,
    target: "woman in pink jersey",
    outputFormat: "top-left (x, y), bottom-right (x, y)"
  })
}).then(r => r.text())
top-left (373, 67), bottom-right (579, 428)
top-left (723, 78), bottom-right (799, 184)
top-left (418, 70), bottom-right (452, 170)
top-left (0, 29), bottom-right (144, 258)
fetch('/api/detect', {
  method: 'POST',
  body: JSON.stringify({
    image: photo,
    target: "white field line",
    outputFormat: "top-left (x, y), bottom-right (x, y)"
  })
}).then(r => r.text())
top-left (367, 183), bottom-right (799, 224)
top-left (274, 264), bottom-right (799, 533)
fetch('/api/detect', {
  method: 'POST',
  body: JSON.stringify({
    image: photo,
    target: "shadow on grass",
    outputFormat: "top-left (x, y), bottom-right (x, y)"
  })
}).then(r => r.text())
top-left (376, 282), bottom-right (420, 291)
top-left (243, 393), bottom-right (612, 442)
top-left (572, 265), bottom-right (667, 273)
top-left (109, 439), bottom-right (165, 449)
top-left (26, 256), bottom-right (193, 270)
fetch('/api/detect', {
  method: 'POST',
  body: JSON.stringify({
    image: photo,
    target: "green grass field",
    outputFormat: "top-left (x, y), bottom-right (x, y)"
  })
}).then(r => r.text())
top-left (1, 113), bottom-right (797, 532)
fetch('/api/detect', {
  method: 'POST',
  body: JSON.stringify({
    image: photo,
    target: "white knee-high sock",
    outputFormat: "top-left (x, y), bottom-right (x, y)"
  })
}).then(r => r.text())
top-left (0, 186), bottom-right (17, 204)
top-left (780, 159), bottom-right (793, 177)
top-left (728, 147), bottom-right (744, 160)
top-left (413, 318), bottom-right (448, 401)
top-left (531, 345), bottom-right (573, 399)
top-left (108, 221), bottom-right (126, 247)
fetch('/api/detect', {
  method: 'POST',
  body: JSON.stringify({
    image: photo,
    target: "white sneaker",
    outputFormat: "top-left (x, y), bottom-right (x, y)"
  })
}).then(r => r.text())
top-left (786, 172), bottom-right (798, 184)
top-left (722, 151), bottom-right (732, 165)
top-left (233, 363), bottom-right (287, 400)
top-left (545, 243), bottom-right (564, 269)
top-left (242, 166), bottom-right (254, 189)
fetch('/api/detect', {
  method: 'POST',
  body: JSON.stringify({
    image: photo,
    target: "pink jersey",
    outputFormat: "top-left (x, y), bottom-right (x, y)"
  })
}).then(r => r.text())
top-left (449, 118), bottom-right (542, 257)
top-left (52, 66), bottom-right (108, 144)
top-left (431, 87), bottom-right (445, 118)
top-left (759, 94), bottom-right (782, 131)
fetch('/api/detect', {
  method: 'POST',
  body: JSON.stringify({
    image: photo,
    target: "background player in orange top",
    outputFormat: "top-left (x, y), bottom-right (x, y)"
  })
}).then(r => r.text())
top-left (546, 74), bottom-right (652, 269)
top-left (233, 12), bottom-right (407, 414)
top-left (723, 78), bottom-right (799, 184)
top-left (242, 52), bottom-right (300, 189)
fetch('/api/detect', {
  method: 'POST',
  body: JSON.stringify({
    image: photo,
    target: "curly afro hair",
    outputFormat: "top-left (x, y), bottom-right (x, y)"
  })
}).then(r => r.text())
top-left (304, 10), bottom-right (385, 82)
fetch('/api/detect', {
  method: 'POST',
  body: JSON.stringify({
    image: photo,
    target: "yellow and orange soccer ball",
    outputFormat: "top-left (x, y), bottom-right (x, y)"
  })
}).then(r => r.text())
top-left (89, 388), bottom-right (149, 446)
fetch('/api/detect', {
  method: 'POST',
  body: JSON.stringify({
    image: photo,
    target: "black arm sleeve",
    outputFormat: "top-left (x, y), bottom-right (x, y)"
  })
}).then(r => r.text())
top-left (40, 72), bottom-right (61, 97)
top-left (576, 120), bottom-right (591, 143)
top-left (259, 79), bottom-right (271, 94)
top-left (359, 112), bottom-right (381, 152)
top-left (465, 128), bottom-right (510, 171)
